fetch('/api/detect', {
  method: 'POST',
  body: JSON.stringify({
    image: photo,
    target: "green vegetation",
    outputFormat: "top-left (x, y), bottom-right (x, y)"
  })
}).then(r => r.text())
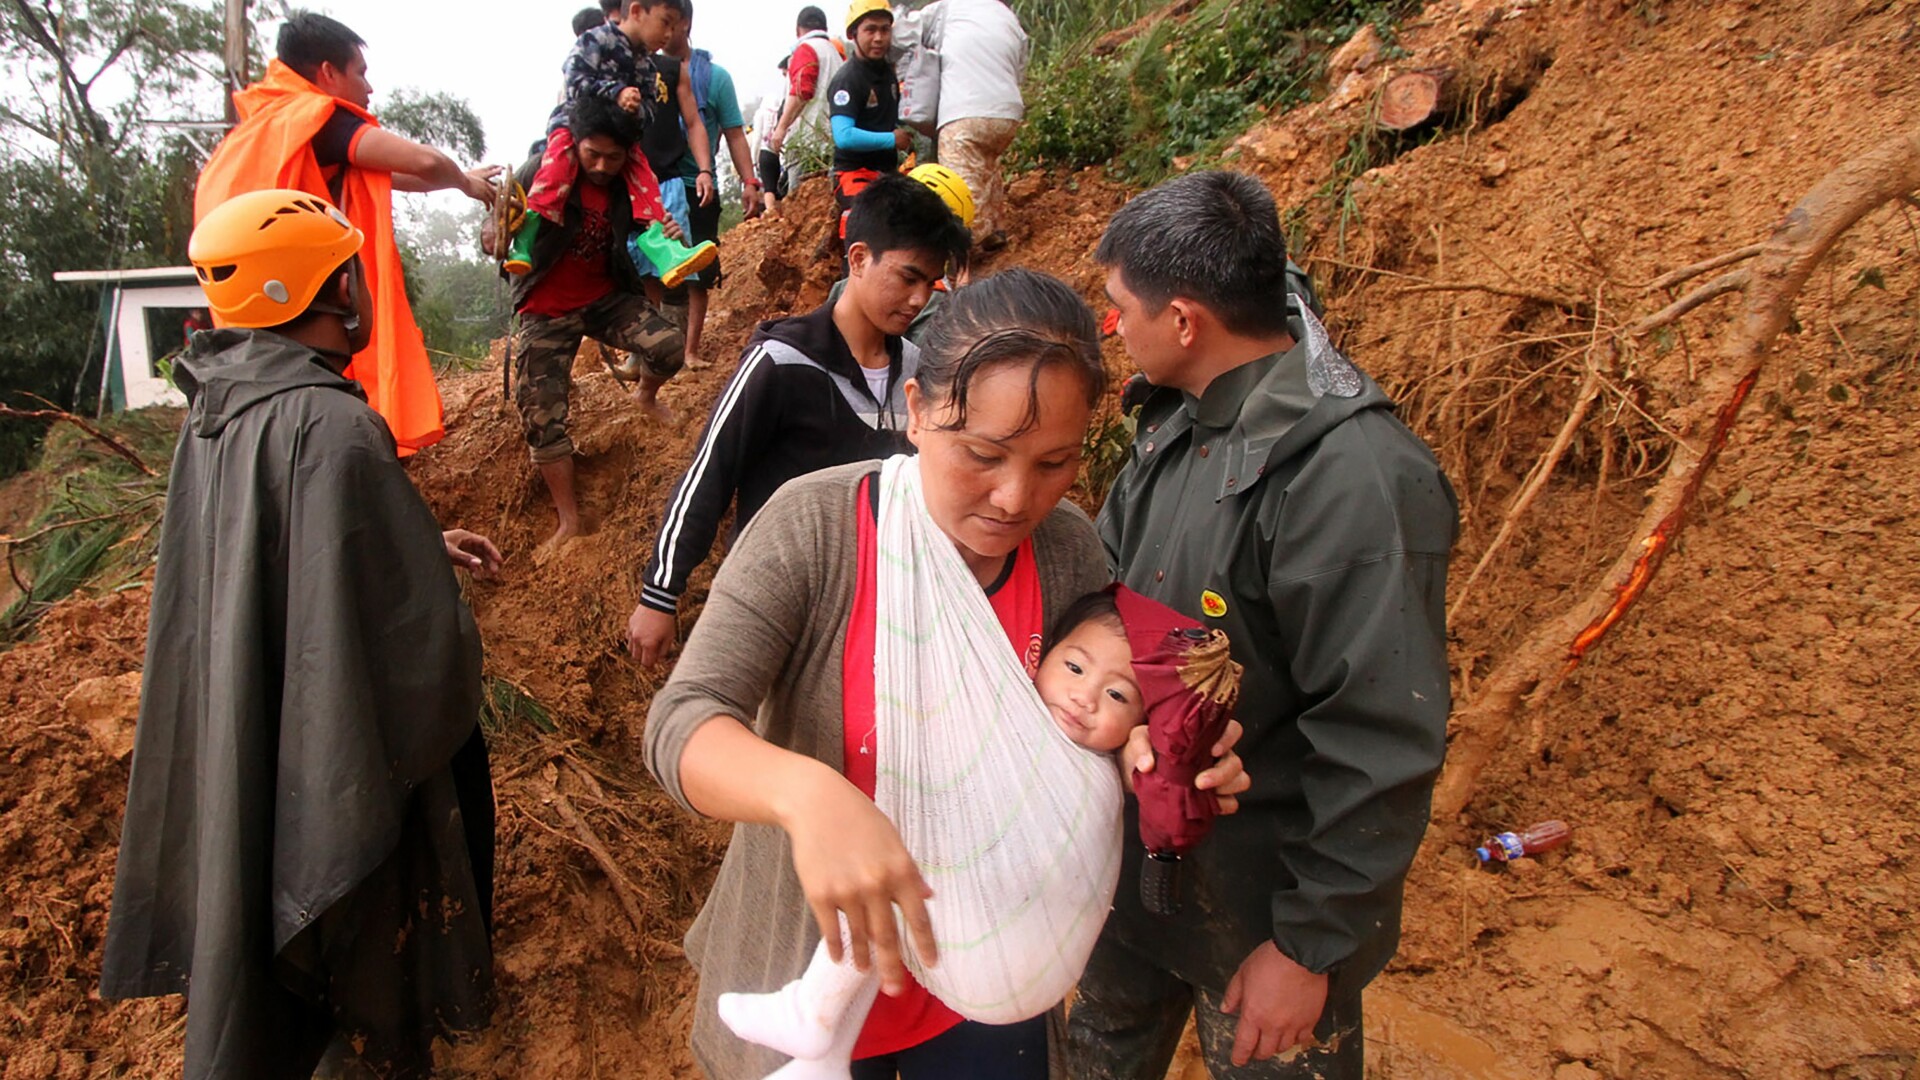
top-left (394, 205), bottom-right (515, 370)
top-left (1010, 0), bottom-right (1415, 184)
top-left (0, 411), bottom-right (177, 646)
top-left (480, 676), bottom-right (557, 735)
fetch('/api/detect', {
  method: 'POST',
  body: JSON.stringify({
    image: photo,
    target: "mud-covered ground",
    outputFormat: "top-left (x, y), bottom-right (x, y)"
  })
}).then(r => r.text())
top-left (2, 0), bottom-right (1917, 1075)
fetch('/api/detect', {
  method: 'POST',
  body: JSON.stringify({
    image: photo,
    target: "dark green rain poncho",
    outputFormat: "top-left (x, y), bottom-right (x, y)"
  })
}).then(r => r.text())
top-left (101, 329), bottom-right (493, 1078)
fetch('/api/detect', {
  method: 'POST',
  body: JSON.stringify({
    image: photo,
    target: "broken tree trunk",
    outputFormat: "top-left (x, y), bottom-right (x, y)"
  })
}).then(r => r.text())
top-left (1432, 124), bottom-right (1920, 822)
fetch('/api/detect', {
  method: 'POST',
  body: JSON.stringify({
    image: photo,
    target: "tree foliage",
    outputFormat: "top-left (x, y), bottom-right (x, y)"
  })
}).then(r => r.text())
top-left (380, 88), bottom-right (487, 163)
top-left (0, 2), bottom-right (500, 477)
top-left (0, 0), bottom-right (228, 477)
top-left (394, 205), bottom-right (512, 365)
top-left (0, 0), bottom-right (226, 163)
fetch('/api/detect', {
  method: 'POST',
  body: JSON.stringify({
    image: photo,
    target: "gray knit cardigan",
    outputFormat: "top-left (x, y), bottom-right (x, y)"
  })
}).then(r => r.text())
top-left (644, 460), bottom-right (1110, 1078)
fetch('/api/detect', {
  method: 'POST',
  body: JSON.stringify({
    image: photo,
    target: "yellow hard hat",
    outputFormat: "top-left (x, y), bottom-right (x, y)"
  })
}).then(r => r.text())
top-left (909, 163), bottom-right (975, 230)
top-left (845, 0), bottom-right (892, 36)
top-left (189, 189), bottom-right (364, 329)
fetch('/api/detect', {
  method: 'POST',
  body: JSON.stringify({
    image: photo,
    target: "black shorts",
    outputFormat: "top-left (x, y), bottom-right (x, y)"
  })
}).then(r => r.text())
top-left (685, 185), bottom-right (723, 289)
top-left (757, 148), bottom-right (786, 199)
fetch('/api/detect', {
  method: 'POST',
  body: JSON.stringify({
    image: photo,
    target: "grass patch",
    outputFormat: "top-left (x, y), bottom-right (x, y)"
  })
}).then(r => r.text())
top-left (0, 409), bottom-right (177, 647)
top-left (480, 675), bottom-right (558, 735)
top-left (1011, 0), bottom-right (1418, 184)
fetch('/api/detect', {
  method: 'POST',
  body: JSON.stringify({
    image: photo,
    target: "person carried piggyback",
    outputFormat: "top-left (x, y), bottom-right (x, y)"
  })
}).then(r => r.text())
top-left (507, 0), bottom-right (717, 286)
top-left (716, 575), bottom-right (1243, 1079)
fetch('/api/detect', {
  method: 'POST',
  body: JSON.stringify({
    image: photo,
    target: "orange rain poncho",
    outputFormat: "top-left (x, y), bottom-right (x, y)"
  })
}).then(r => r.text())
top-left (195, 61), bottom-right (444, 454)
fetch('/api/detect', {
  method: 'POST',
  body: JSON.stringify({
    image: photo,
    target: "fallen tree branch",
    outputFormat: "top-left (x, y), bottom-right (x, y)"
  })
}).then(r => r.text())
top-left (1635, 243), bottom-right (1765, 293)
top-left (0, 498), bottom-right (160, 548)
top-left (1628, 269), bottom-right (1749, 336)
top-left (0, 401), bottom-right (156, 476)
top-left (1393, 281), bottom-right (1590, 313)
top-left (1434, 125), bottom-right (1920, 821)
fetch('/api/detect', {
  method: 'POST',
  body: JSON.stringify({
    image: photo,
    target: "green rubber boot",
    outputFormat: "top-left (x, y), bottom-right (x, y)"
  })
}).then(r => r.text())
top-left (631, 220), bottom-right (718, 289)
top-left (503, 214), bottom-right (539, 276)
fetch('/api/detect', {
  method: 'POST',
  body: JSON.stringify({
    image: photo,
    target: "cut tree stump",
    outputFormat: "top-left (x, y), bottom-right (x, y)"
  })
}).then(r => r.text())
top-left (1379, 70), bottom-right (1450, 131)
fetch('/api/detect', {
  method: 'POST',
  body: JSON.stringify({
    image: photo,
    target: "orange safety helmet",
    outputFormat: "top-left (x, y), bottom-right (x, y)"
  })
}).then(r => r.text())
top-left (908, 163), bottom-right (975, 230)
top-left (189, 189), bottom-right (365, 329)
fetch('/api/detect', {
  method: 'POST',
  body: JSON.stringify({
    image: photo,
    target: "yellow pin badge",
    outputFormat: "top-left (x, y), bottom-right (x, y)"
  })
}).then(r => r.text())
top-left (1200, 590), bottom-right (1228, 618)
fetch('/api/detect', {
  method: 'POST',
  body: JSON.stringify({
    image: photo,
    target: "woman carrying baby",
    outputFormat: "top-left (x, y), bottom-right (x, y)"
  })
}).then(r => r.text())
top-left (644, 268), bottom-right (1248, 1079)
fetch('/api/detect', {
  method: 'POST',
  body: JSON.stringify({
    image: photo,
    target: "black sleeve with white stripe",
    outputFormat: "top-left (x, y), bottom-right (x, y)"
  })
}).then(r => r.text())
top-left (640, 345), bottom-right (781, 614)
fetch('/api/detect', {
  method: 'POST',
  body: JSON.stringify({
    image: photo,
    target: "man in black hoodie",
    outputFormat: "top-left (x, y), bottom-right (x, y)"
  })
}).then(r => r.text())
top-left (626, 172), bottom-right (969, 665)
top-left (1066, 171), bottom-right (1458, 1080)
top-left (102, 189), bottom-right (501, 1078)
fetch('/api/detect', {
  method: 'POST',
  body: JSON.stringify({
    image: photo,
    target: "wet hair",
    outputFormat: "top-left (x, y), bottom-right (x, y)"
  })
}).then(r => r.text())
top-left (572, 6), bottom-right (604, 35)
top-left (569, 93), bottom-right (643, 148)
top-left (1094, 170), bottom-right (1292, 338)
top-left (914, 267), bottom-right (1107, 434)
top-left (797, 5), bottom-right (829, 31)
top-left (277, 13), bottom-right (365, 83)
top-left (844, 172), bottom-right (971, 275)
top-left (1042, 590), bottom-right (1124, 661)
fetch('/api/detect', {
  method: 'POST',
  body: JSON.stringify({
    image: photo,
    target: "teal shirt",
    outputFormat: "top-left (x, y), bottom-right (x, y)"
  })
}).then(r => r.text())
top-left (678, 58), bottom-right (744, 183)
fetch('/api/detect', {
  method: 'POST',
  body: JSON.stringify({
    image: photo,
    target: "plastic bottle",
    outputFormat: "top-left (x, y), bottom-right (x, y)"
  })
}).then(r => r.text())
top-left (1475, 820), bottom-right (1572, 864)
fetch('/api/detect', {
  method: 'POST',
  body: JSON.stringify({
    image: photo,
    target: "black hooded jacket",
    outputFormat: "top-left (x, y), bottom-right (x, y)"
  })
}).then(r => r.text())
top-left (101, 329), bottom-right (491, 1077)
top-left (639, 300), bottom-right (916, 614)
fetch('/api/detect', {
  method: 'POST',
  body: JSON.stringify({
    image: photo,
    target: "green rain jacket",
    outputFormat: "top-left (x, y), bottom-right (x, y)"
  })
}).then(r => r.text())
top-left (101, 329), bottom-right (491, 1078)
top-left (1096, 306), bottom-right (1457, 1009)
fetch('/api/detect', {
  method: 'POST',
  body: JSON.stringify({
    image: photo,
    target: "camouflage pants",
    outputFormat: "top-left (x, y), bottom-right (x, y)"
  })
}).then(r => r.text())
top-left (514, 291), bottom-right (684, 464)
top-left (1061, 935), bottom-right (1363, 1079)
top-left (937, 117), bottom-right (1019, 238)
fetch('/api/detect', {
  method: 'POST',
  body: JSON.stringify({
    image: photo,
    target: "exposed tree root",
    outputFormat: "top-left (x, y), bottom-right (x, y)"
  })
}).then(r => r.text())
top-left (529, 759), bottom-right (685, 960)
top-left (1448, 363), bottom-right (1603, 624)
top-left (0, 398), bottom-right (156, 477)
top-left (1629, 269), bottom-right (1750, 336)
top-left (1433, 125), bottom-right (1920, 822)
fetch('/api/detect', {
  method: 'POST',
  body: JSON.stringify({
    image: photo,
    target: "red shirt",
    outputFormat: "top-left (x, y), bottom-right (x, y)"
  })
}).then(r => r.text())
top-left (520, 179), bottom-right (616, 317)
top-left (841, 474), bottom-right (1044, 1058)
top-left (789, 41), bottom-right (820, 100)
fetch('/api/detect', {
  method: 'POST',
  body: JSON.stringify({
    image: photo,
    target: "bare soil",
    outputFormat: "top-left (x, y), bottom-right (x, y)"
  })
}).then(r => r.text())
top-left (2, 0), bottom-right (1917, 1075)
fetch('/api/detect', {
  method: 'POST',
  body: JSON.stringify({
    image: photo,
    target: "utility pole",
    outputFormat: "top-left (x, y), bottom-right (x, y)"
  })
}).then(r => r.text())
top-left (222, 0), bottom-right (249, 125)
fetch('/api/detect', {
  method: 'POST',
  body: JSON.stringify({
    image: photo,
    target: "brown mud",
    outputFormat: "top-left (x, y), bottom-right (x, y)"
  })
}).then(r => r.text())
top-left (3, 0), bottom-right (1918, 1075)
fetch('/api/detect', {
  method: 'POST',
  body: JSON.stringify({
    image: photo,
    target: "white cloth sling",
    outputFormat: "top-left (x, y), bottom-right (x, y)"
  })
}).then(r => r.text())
top-left (717, 455), bottom-right (1123, 1078)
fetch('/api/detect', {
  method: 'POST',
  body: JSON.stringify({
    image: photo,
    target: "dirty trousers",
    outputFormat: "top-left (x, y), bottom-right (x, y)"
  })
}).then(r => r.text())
top-left (936, 117), bottom-right (1020, 238)
top-left (514, 291), bottom-right (684, 464)
top-left (1061, 934), bottom-right (1364, 1080)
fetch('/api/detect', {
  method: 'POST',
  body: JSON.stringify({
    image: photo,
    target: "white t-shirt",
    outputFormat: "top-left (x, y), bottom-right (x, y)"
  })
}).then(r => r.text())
top-left (920, 0), bottom-right (1029, 124)
top-left (860, 363), bottom-right (891, 404)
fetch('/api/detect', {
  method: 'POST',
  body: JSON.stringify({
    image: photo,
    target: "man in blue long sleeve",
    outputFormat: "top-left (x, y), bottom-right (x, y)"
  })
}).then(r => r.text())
top-left (827, 0), bottom-right (912, 248)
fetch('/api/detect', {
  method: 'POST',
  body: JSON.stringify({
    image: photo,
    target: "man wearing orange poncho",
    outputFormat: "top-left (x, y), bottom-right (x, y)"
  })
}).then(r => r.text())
top-left (195, 13), bottom-right (499, 455)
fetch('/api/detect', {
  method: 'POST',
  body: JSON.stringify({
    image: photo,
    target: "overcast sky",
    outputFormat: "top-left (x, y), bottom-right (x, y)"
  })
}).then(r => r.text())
top-left (314, 0), bottom-right (803, 165)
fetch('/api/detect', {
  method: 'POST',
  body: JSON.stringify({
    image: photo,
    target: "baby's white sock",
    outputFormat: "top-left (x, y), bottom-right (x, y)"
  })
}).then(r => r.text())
top-left (719, 937), bottom-right (873, 1062)
top-left (759, 978), bottom-right (880, 1080)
